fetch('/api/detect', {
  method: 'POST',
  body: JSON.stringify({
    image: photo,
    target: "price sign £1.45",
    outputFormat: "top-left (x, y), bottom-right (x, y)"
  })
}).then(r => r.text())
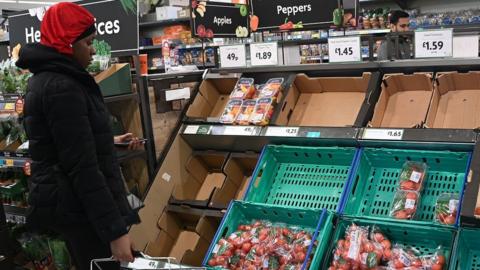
top-left (328, 36), bottom-right (362, 63)
top-left (219, 44), bottom-right (247, 68)
top-left (250, 42), bottom-right (278, 66)
top-left (415, 29), bottom-right (453, 58)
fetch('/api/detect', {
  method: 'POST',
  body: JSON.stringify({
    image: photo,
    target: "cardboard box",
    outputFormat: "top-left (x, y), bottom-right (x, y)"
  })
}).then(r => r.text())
top-left (427, 71), bottom-right (480, 129)
top-left (370, 73), bottom-right (435, 128)
top-left (213, 152), bottom-right (259, 208)
top-left (94, 63), bottom-right (132, 97)
top-left (156, 6), bottom-right (182, 21)
top-left (275, 73), bottom-right (371, 126)
top-left (145, 209), bottom-right (220, 266)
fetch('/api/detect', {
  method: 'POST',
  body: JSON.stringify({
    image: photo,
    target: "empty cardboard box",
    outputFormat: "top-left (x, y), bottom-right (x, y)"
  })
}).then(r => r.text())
top-left (95, 63), bottom-right (132, 97)
top-left (370, 73), bottom-right (435, 128)
top-left (212, 152), bottom-right (259, 208)
top-left (145, 210), bottom-right (219, 266)
top-left (170, 151), bottom-right (228, 208)
top-left (427, 71), bottom-right (480, 129)
top-left (275, 73), bottom-right (371, 127)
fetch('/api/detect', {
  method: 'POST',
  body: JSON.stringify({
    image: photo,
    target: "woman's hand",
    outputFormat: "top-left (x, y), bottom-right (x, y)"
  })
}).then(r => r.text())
top-left (110, 234), bottom-right (134, 262)
top-left (114, 133), bottom-right (144, 150)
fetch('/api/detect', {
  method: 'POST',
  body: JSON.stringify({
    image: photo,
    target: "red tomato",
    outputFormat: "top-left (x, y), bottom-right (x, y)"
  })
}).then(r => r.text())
top-left (238, 225), bottom-right (246, 231)
top-left (337, 239), bottom-right (345, 249)
top-left (208, 258), bottom-right (217, 266)
top-left (374, 233), bottom-right (384, 243)
top-left (216, 256), bottom-right (226, 265)
top-left (394, 259), bottom-right (405, 268)
top-left (432, 264), bottom-right (443, 270)
top-left (406, 192), bottom-right (418, 200)
top-left (395, 210), bottom-right (409, 219)
top-left (384, 248), bottom-right (392, 260)
top-left (295, 252), bottom-right (306, 263)
top-left (437, 255), bottom-right (446, 265)
top-left (364, 242), bottom-right (374, 253)
top-left (381, 239), bottom-right (391, 250)
top-left (412, 259), bottom-right (422, 267)
top-left (401, 181), bottom-right (416, 190)
top-left (444, 215), bottom-right (456, 225)
top-left (242, 242), bottom-right (252, 253)
top-left (223, 249), bottom-right (232, 257)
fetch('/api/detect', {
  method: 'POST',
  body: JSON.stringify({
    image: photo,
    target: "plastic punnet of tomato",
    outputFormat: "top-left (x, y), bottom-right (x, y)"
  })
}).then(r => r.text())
top-left (398, 161), bottom-right (428, 192)
top-left (390, 190), bottom-right (420, 220)
top-left (230, 78), bottom-right (256, 100)
top-left (435, 193), bottom-right (459, 225)
top-left (208, 220), bottom-right (314, 270)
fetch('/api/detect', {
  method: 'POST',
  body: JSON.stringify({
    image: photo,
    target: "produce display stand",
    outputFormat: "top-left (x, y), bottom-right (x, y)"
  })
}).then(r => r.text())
top-left (132, 57), bottom-right (480, 269)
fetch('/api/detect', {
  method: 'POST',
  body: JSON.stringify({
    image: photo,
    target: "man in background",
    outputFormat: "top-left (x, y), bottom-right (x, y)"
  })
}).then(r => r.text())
top-left (377, 10), bottom-right (412, 60)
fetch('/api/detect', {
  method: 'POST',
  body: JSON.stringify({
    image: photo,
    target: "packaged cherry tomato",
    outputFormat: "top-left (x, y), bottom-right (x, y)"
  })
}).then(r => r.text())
top-left (230, 78), bottom-right (256, 99)
top-left (236, 99), bottom-right (257, 125)
top-left (250, 97), bottom-right (275, 126)
top-left (398, 161), bottom-right (428, 192)
top-left (419, 246), bottom-right (446, 270)
top-left (219, 99), bottom-right (242, 124)
top-left (388, 245), bottom-right (421, 270)
top-left (390, 190), bottom-right (420, 220)
top-left (435, 193), bottom-right (459, 225)
top-left (258, 78), bottom-right (284, 101)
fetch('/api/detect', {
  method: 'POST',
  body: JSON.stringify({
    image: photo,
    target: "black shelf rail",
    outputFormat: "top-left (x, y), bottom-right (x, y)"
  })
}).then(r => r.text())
top-left (104, 93), bottom-right (139, 104)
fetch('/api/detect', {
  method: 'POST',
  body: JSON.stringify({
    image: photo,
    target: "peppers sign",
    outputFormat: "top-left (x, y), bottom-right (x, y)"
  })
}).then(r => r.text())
top-left (8, 0), bottom-right (139, 56)
top-left (249, 0), bottom-right (338, 32)
top-left (191, 0), bottom-right (249, 38)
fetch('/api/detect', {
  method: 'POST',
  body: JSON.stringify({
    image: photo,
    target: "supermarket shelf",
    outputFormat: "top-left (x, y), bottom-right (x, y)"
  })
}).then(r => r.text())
top-left (0, 157), bottom-right (30, 168)
top-left (166, 204), bottom-right (225, 218)
top-left (181, 125), bottom-right (359, 151)
top-left (139, 44), bottom-right (163, 51)
top-left (147, 70), bottom-right (205, 80)
top-left (379, 58), bottom-right (480, 72)
top-left (209, 62), bottom-right (379, 74)
top-left (3, 204), bottom-right (27, 224)
top-left (104, 93), bottom-right (138, 104)
top-left (139, 17), bottom-right (190, 28)
top-left (116, 149), bottom-right (147, 163)
top-left (359, 128), bottom-right (477, 150)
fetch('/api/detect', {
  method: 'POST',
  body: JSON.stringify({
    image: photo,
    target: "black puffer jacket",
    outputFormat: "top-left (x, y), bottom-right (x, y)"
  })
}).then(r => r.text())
top-left (16, 43), bottom-right (139, 243)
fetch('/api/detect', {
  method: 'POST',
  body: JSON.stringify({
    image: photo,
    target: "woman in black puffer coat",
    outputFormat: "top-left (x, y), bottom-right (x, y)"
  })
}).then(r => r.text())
top-left (16, 3), bottom-right (140, 269)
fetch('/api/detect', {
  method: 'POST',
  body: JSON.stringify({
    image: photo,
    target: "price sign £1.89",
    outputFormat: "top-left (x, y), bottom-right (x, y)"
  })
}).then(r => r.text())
top-left (250, 42), bottom-right (278, 66)
top-left (415, 29), bottom-right (453, 58)
top-left (328, 36), bottom-right (362, 63)
top-left (219, 44), bottom-right (247, 68)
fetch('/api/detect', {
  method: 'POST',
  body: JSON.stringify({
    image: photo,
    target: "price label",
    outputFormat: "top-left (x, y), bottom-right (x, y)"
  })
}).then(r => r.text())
top-left (328, 36), bottom-right (361, 62)
top-left (219, 44), bottom-right (247, 68)
top-left (265, 127), bottom-right (299, 137)
top-left (184, 125), bottom-right (200, 134)
top-left (415, 29), bottom-right (453, 58)
top-left (250, 42), bottom-right (278, 66)
top-left (223, 126), bottom-right (256, 136)
top-left (5, 159), bottom-right (13, 167)
top-left (362, 129), bottom-right (404, 140)
top-left (4, 103), bottom-right (14, 110)
top-left (122, 258), bottom-right (159, 269)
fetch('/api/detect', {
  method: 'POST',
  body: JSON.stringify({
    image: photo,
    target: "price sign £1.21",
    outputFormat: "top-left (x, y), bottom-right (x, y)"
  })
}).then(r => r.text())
top-left (219, 44), bottom-right (247, 68)
top-left (250, 42), bottom-right (278, 66)
top-left (328, 36), bottom-right (361, 63)
top-left (415, 29), bottom-right (453, 58)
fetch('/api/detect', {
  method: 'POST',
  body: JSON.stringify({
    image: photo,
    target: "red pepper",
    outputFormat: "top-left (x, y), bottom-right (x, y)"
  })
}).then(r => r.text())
top-left (279, 18), bottom-right (294, 30)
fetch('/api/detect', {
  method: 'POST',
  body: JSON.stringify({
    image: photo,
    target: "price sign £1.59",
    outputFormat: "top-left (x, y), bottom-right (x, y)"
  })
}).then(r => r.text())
top-left (219, 44), bottom-right (247, 68)
top-left (415, 29), bottom-right (453, 58)
top-left (250, 42), bottom-right (278, 66)
top-left (328, 36), bottom-right (362, 63)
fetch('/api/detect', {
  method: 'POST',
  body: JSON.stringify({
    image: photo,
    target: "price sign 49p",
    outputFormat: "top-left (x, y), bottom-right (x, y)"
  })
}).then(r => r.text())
top-left (415, 29), bottom-right (453, 58)
top-left (219, 44), bottom-right (247, 68)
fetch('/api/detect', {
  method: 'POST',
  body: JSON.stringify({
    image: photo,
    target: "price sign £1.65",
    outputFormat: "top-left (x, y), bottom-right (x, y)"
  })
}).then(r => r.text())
top-left (219, 44), bottom-right (247, 68)
top-left (250, 42), bottom-right (278, 66)
top-left (328, 36), bottom-right (362, 63)
top-left (415, 29), bottom-right (453, 58)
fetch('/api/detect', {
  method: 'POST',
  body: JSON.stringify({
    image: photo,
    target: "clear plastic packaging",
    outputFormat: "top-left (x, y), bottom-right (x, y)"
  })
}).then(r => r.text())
top-left (230, 78), bottom-right (256, 99)
top-left (258, 78), bottom-right (284, 100)
top-left (398, 161), bottom-right (428, 192)
top-left (250, 97), bottom-right (275, 126)
top-left (390, 190), bottom-right (420, 220)
top-left (219, 99), bottom-right (242, 124)
top-left (435, 193), bottom-right (459, 225)
top-left (236, 99), bottom-right (257, 125)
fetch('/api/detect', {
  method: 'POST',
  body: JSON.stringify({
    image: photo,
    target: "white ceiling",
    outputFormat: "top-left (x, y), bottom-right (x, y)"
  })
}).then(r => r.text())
top-left (0, 0), bottom-right (75, 13)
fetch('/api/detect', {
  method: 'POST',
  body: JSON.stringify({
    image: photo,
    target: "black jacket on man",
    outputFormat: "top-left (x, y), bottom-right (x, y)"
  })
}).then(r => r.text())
top-left (16, 43), bottom-right (139, 243)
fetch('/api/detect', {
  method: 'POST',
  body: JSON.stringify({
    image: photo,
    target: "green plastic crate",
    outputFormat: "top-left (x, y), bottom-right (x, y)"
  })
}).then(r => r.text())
top-left (342, 148), bottom-right (471, 227)
top-left (322, 216), bottom-right (457, 269)
top-left (203, 201), bottom-right (334, 270)
top-left (450, 228), bottom-right (480, 270)
top-left (244, 145), bottom-right (358, 212)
